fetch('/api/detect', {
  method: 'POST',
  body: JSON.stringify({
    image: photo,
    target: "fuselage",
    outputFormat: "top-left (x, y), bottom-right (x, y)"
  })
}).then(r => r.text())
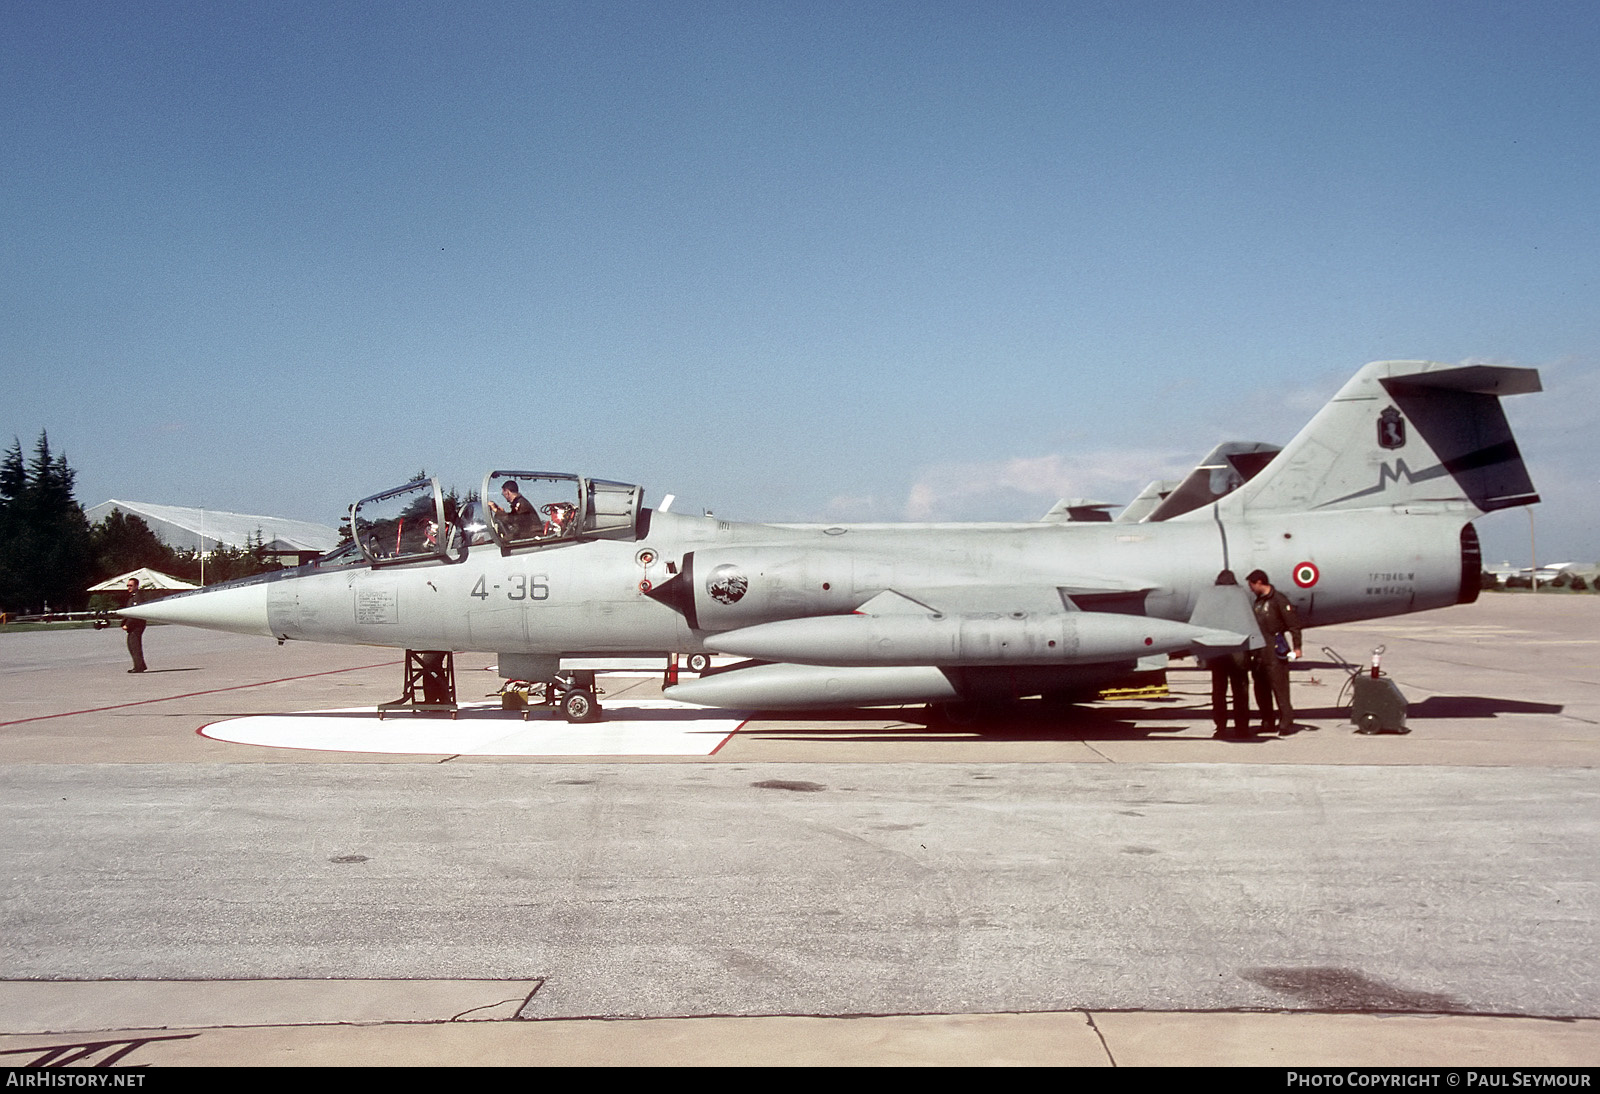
top-left (117, 359), bottom-right (1536, 711)
top-left (136, 503), bottom-right (1477, 658)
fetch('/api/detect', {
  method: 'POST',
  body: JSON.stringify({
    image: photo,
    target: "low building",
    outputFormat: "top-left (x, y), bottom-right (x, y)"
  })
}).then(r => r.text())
top-left (84, 500), bottom-right (340, 567)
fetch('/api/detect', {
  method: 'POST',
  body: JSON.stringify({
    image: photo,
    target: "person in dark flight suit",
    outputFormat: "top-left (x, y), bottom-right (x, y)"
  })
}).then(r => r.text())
top-left (489, 481), bottom-right (537, 539)
top-left (1246, 569), bottom-right (1304, 733)
top-left (122, 578), bottom-right (148, 673)
top-left (1204, 570), bottom-right (1251, 738)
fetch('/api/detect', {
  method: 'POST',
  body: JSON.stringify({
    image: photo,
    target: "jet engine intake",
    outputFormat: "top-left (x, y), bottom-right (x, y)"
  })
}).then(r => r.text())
top-left (646, 547), bottom-right (865, 630)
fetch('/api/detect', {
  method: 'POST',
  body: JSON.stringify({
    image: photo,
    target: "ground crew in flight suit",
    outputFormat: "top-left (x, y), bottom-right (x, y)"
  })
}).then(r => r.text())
top-left (1246, 569), bottom-right (1303, 734)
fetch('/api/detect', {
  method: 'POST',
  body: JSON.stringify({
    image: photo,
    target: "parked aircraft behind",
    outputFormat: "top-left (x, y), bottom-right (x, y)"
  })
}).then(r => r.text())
top-left (124, 360), bottom-right (1540, 721)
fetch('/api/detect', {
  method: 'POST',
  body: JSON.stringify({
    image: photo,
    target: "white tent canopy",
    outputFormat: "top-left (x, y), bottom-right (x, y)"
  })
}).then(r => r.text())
top-left (87, 568), bottom-right (200, 593)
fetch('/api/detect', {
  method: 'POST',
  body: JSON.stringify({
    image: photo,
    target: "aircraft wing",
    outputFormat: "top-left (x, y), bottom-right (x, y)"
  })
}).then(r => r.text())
top-left (856, 579), bottom-right (1182, 616)
top-left (855, 585), bottom-right (1077, 616)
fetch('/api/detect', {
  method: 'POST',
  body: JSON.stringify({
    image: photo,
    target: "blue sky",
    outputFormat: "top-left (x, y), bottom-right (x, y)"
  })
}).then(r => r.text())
top-left (4, 1), bottom-right (1595, 563)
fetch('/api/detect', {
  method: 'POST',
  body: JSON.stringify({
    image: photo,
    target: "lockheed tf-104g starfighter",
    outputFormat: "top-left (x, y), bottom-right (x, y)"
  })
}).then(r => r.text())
top-left (124, 360), bottom-right (1541, 721)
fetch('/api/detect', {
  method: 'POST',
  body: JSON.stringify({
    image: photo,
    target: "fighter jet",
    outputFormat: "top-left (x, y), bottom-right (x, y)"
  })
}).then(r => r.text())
top-left (124, 360), bottom-right (1540, 721)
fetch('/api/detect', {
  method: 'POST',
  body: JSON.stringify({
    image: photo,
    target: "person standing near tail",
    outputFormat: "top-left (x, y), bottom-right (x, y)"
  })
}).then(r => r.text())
top-left (1204, 569), bottom-right (1253, 738)
top-left (1246, 569), bottom-right (1302, 733)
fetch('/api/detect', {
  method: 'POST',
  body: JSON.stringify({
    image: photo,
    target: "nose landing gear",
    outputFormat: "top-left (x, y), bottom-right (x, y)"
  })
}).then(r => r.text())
top-left (560, 684), bottom-right (599, 723)
top-left (500, 669), bottom-right (603, 722)
top-left (524, 669), bottom-right (601, 723)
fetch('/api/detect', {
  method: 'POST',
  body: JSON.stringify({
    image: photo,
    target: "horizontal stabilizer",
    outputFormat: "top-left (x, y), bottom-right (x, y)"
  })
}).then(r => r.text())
top-left (1383, 364), bottom-right (1542, 396)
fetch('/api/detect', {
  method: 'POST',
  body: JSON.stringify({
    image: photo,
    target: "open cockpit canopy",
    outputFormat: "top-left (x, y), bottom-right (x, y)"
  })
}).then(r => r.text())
top-left (351, 478), bottom-right (452, 566)
top-left (481, 471), bottom-right (643, 554)
top-left (346, 473), bottom-right (644, 566)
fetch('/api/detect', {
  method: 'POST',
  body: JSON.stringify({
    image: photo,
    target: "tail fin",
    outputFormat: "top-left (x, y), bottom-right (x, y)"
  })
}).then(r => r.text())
top-left (1115, 480), bottom-right (1179, 523)
top-left (1114, 442), bottom-right (1279, 523)
top-left (1220, 361), bottom-right (1541, 515)
top-left (1141, 441), bottom-right (1281, 521)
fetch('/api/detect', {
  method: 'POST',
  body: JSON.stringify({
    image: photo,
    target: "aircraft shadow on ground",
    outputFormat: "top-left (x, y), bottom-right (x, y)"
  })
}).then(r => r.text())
top-left (1182, 664), bottom-right (1569, 721)
top-left (1404, 695), bottom-right (1565, 718)
top-left (738, 691), bottom-right (1567, 743)
top-left (1290, 696), bottom-right (1565, 721)
top-left (736, 700), bottom-right (1221, 744)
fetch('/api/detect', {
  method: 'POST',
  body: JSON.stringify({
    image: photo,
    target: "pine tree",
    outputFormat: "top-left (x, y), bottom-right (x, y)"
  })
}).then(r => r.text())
top-left (0, 440), bottom-right (25, 610)
top-left (91, 510), bottom-right (180, 580)
top-left (0, 432), bottom-right (94, 614)
top-left (0, 439), bottom-right (25, 504)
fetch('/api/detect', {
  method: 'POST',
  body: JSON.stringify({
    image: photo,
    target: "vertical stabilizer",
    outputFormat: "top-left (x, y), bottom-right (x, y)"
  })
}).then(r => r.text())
top-left (1220, 361), bottom-right (1540, 515)
top-left (1142, 441), bottom-right (1281, 521)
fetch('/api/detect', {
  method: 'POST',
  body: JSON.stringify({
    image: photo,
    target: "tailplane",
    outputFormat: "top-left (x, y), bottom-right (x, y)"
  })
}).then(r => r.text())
top-left (1219, 361), bottom-right (1541, 515)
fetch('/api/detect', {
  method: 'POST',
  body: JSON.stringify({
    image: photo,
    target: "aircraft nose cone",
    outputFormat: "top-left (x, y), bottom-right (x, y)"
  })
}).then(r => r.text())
top-left (120, 580), bottom-right (275, 638)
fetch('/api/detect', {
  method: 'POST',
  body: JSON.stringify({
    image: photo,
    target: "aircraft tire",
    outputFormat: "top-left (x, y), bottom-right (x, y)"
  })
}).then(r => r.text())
top-left (686, 653), bottom-right (710, 674)
top-left (563, 688), bottom-right (601, 723)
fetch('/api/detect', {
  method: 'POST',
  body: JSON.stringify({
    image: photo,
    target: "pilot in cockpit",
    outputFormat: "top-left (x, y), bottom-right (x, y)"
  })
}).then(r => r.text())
top-left (489, 481), bottom-right (538, 539)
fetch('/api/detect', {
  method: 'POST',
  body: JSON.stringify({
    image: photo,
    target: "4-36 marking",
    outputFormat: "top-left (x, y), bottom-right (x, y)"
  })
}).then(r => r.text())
top-left (471, 574), bottom-right (549, 601)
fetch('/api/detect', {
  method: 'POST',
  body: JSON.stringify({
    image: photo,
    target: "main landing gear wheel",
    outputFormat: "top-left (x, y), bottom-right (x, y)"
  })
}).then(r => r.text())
top-left (562, 688), bottom-right (600, 723)
top-left (686, 653), bottom-right (711, 674)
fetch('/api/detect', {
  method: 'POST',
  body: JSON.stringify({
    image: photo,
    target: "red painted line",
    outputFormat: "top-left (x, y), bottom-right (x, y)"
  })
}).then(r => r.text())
top-left (707, 718), bottom-right (751, 754)
top-left (0, 660), bottom-right (401, 728)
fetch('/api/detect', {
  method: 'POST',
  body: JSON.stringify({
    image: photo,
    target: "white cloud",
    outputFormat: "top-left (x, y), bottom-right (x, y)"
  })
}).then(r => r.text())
top-left (902, 447), bottom-right (1196, 521)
